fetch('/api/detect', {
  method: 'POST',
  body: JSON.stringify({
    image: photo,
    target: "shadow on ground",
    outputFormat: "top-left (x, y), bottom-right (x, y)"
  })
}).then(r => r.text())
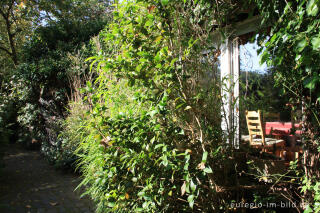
top-left (0, 144), bottom-right (94, 213)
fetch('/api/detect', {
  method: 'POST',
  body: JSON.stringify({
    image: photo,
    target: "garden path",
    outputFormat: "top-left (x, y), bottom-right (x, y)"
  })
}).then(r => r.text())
top-left (0, 144), bottom-right (94, 213)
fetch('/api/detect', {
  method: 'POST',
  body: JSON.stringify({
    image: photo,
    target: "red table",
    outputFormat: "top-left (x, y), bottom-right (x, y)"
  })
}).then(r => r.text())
top-left (265, 122), bottom-right (302, 136)
top-left (264, 122), bottom-right (303, 160)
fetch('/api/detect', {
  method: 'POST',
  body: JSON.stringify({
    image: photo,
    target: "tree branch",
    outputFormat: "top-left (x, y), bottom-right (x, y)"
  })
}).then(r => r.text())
top-left (0, 45), bottom-right (12, 56)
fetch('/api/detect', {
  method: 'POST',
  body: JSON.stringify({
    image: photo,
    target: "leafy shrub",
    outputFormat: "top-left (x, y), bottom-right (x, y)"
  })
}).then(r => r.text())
top-left (55, 100), bottom-right (90, 169)
top-left (0, 94), bottom-right (17, 144)
top-left (0, 0), bottom-right (112, 154)
top-left (75, 0), bottom-right (252, 212)
top-left (2, 15), bottom-right (107, 162)
top-left (77, 78), bottom-right (208, 212)
top-left (0, 0), bottom-right (112, 173)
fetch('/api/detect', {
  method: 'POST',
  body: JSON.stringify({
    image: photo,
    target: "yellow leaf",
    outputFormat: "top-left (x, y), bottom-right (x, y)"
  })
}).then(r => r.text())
top-left (155, 36), bottom-right (162, 43)
top-left (184, 106), bottom-right (192, 111)
top-left (18, 2), bottom-right (25, 8)
top-left (125, 193), bottom-right (130, 199)
top-left (181, 181), bottom-right (186, 196)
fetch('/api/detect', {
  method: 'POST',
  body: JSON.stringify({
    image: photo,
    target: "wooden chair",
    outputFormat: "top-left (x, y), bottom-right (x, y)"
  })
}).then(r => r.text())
top-left (245, 110), bottom-right (285, 151)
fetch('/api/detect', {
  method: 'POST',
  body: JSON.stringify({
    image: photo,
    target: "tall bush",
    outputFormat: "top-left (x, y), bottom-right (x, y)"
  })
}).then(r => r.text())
top-left (76, 0), bottom-right (253, 212)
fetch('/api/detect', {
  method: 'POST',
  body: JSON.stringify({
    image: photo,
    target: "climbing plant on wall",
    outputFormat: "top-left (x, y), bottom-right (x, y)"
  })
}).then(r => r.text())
top-left (254, 0), bottom-right (320, 211)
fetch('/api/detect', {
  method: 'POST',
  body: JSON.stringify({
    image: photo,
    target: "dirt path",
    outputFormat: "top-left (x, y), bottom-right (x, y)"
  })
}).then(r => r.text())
top-left (0, 144), bottom-right (94, 213)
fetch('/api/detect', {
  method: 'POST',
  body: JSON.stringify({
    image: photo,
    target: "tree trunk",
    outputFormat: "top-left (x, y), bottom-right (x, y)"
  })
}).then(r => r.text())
top-left (0, 0), bottom-right (18, 66)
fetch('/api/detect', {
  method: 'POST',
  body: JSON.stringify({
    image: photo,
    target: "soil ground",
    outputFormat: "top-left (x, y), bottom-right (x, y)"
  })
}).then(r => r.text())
top-left (0, 144), bottom-right (94, 213)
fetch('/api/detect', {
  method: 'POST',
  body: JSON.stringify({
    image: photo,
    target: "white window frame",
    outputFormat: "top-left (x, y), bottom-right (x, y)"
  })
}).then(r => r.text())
top-left (218, 16), bottom-right (262, 148)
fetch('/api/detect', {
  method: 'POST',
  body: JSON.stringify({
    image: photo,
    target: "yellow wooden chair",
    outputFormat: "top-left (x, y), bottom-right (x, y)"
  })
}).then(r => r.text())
top-left (245, 110), bottom-right (285, 150)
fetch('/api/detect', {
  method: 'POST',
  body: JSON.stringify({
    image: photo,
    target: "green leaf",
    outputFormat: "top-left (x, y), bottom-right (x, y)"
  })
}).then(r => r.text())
top-left (136, 64), bottom-right (142, 72)
top-left (184, 163), bottom-right (189, 170)
top-left (155, 144), bottom-right (165, 150)
top-left (170, 58), bottom-right (178, 66)
top-left (190, 179), bottom-right (196, 192)
top-left (301, 186), bottom-right (307, 192)
top-left (161, 0), bottom-right (169, 6)
top-left (260, 51), bottom-right (269, 65)
top-left (311, 36), bottom-right (320, 51)
top-left (304, 77), bottom-right (318, 90)
top-left (176, 103), bottom-right (185, 109)
top-left (257, 90), bottom-right (264, 97)
top-left (201, 151), bottom-right (208, 163)
top-left (270, 34), bottom-right (278, 43)
top-left (145, 20), bottom-right (153, 27)
top-left (187, 195), bottom-right (195, 209)
top-left (178, 129), bottom-right (185, 135)
top-left (296, 39), bottom-right (307, 52)
top-left (185, 182), bottom-right (190, 193)
top-left (307, 0), bottom-right (319, 16)
top-left (107, 202), bottom-right (116, 207)
top-left (304, 205), bottom-right (313, 213)
top-left (203, 167), bottom-right (213, 173)
top-left (162, 155), bottom-right (168, 166)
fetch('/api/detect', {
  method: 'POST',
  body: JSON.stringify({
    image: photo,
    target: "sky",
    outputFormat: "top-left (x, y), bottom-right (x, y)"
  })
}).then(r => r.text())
top-left (240, 38), bottom-right (268, 73)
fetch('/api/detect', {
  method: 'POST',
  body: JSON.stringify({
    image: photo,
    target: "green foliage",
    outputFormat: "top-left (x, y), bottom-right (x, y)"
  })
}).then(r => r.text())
top-left (77, 77), bottom-right (219, 212)
top-left (255, 0), bottom-right (320, 126)
top-left (53, 101), bottom-right (89, 169)
top-left (302, 177), bottom-right (320, 213)
top-left (254, 0), bottom-right (320, 211)
top-left (0, 1), bottom-right (110, 164)
top-left (75, 0), bottom-right (251, 212)
top-left (240, 71), bottom-right (279, 112)
top-left (0, 0), bottom-right (112, 66)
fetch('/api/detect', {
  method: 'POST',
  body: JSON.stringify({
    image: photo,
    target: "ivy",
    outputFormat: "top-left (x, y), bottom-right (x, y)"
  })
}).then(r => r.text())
top-left (255, 0), bottom-right (320, 211)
